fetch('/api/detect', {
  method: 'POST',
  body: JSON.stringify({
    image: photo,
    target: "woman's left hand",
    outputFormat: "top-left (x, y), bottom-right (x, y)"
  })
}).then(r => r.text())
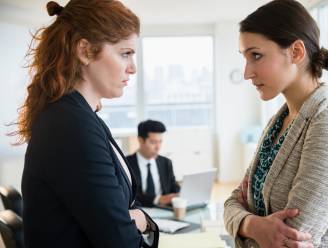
top-left (129, 209), bottom-right (147, 233)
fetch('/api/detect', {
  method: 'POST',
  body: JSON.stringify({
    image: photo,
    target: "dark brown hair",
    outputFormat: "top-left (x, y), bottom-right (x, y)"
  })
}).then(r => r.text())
top-left (138, 120), bottom-right (166, 139)
top-left (240, 0), bottom-right (328, 78)
top-left (14, 0), bottom-right (140, 144)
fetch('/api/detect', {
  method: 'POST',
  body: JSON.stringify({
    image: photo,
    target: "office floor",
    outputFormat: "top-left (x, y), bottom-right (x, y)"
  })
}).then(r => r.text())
top-left (211, 181), bottom-right (239, 203)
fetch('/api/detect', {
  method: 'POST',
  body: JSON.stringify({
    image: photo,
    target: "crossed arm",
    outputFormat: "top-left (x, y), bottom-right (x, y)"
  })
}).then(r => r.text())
top-left (224, 111), bottom-right (328, 248)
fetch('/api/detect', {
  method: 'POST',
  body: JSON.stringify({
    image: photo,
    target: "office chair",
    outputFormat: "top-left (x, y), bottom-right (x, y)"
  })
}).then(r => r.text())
top-left (0, 210), bottom-right (24, 248)
top-left (0, 186), bottom-right (23, 217)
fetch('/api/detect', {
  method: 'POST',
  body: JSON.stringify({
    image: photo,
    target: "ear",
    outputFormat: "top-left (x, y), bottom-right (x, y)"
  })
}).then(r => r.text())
top-left (76, 38), bottom-right (92, 66)
top-left (289, 39), bottom-right (306, 64)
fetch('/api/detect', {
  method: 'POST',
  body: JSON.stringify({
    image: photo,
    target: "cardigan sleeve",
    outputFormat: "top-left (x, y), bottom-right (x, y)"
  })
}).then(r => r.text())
top-left (284, 109), bottom-right (328, 247)
top-left (223, 115), bottom-right (275, 248)
top-left (223, 168), bottom-right (254, 247)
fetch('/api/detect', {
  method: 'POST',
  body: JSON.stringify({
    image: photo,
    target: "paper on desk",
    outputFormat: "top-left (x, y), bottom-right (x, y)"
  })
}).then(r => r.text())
top-left (159, 230), bottom-right (226, 248)
top-left (153, 218), bottom-right (190, 233)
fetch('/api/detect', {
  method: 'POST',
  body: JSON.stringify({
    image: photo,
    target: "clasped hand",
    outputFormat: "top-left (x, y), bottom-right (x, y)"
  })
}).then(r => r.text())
top-left (237, 176), bottom-right (313, 248)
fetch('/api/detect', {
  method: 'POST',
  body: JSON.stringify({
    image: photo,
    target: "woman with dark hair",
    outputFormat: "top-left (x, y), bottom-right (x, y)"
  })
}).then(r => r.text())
top-left (224, 0), bottom-right (328, 247)
top-left (16, 0), bottom-right (158, 247)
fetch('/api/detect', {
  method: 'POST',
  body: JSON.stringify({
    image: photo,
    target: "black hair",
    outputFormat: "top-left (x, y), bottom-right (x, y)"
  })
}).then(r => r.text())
top-left (240, 0), bottom-right (328, 78)
top-left (137, 119), bottom-right (166, 139)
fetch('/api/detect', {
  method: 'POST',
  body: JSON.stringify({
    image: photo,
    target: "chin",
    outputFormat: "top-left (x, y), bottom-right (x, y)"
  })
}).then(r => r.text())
top-left (151, 153), bottom-right (158, 158)
top-left (259, 93), bottom-right (277, 101)
top-left (105, 91), bottom-right (124, 99)
top-left (115, 91), bottom-right (124, 98)
top-left (259, 90), bottom-right (279, 101)
top-left (260, 96), bottom-right (272, 101)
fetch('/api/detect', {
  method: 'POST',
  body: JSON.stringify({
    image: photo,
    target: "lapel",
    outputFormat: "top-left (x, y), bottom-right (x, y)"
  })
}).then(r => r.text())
top-left (248, 84), bottom-right (327, 214)
top-left (68, 91), bottom-right (137, 204)
top-left (68, 91), bottom-right (137, 205)
top-left (131, 153), bottom-right (143, 191)
top-left (98, 119), bottom-right (135, 202)
top-left (261, 109), bottom-right (308, 213)
top-left (155, 156), bottom-right (166, 193)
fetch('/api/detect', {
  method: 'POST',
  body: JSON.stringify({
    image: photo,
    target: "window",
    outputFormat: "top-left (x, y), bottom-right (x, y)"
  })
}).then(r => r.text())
top-left (142, 36), bottom-right (214, 127)
top-left (99, 36), bottom-right (214, 130)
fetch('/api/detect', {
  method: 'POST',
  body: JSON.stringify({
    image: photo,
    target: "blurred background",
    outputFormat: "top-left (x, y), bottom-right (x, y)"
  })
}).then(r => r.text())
top-left (0, 0), bottom-right (327, 191)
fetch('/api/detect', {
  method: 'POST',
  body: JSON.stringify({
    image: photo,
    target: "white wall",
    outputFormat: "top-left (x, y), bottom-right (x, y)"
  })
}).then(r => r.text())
top-left (215, 21), bottom-right (261, 182)
top-left (0, 21), bottom-right (31, 191)
top-left (0, 22), bottom-right (29, 155)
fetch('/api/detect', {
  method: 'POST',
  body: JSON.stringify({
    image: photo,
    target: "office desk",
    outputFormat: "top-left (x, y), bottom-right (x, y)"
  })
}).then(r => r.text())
top-left (143, 202), bottom-right (234, 248)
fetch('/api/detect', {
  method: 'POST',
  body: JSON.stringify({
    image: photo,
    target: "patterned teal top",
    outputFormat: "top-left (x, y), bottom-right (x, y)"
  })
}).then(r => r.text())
top-left (252, 109), bottom-right (292, 216)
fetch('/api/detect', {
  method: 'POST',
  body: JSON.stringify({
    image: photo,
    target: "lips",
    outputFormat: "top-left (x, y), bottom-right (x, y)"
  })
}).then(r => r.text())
top-left (253, 83), bottom-right (264, 90)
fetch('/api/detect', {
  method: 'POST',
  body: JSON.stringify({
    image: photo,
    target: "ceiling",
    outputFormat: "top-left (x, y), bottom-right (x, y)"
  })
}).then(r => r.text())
top-left (0, 0), bottom-right (323, 26)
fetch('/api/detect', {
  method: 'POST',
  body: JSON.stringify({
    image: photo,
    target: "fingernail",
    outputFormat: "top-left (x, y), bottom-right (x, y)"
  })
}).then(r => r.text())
top-left (292, 208), bottom-right (299, 214)
top-left (287, 208), bottom-right (298, 215)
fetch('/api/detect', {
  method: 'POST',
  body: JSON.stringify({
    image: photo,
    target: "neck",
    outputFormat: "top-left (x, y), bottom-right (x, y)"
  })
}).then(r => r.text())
top-left (74, 81), bottom-right (101, 112)
top-left (282, 74), bottom-right (319, 117)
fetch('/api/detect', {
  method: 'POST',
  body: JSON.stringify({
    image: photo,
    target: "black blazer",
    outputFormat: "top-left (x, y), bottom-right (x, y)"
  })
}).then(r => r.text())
top-left (126, 153), bottom-right (180, 207)
top-left (22, 91), bottom-right (158, 248)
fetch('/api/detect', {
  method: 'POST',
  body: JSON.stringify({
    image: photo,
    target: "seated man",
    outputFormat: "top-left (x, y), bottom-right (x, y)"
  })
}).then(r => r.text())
top-left (127, 120), bottom-right (180, 207)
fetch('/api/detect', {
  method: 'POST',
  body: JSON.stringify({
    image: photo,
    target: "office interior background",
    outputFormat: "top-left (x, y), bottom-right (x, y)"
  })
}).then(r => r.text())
top-left (0, 0), bottom-right (327, 191)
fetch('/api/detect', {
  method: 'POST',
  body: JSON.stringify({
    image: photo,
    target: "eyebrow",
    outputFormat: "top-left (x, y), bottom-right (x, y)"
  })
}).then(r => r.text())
top-left (120, 48), bottom-right (135, 54)
top-left (239, 46), bottom-right (260, 54)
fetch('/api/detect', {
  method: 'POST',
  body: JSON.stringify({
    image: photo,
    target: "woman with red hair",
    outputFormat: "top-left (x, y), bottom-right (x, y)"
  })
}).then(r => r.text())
top-left (16, 1), bottom-right (158, 247)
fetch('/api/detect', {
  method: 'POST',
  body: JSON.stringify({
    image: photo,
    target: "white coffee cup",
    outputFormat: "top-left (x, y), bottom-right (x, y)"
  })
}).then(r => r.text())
top-left (172, 197), bottom-right (187, 220)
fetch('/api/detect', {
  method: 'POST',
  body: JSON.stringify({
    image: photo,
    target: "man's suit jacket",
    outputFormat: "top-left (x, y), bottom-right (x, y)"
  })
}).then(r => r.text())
top-left (224, 83), bottom-right (328, 248)
top-left (126, 153), bottom-right (180, 207)
top-left (22, 91), bottom-right (158, 248)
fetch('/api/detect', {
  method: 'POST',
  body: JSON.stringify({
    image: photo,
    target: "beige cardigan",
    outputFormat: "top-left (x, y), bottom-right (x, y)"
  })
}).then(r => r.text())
top-left (224, 83), bottom-right (328, 248)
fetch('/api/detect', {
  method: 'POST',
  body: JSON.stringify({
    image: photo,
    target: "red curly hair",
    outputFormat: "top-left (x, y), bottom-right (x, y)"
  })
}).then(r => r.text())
top-left (14, 0), bottom-right (140, 144)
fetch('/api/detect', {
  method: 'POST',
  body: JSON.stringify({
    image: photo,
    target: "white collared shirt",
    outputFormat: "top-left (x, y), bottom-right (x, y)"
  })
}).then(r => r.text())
top-left (137, 152), bottom-right (162, 204)
top-left (110, 142), bottom-right (132, 185)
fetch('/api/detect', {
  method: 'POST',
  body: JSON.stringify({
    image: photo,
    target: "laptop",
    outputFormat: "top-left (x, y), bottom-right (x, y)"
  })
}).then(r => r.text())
top-left (157, 169), bottom-right (217, 211)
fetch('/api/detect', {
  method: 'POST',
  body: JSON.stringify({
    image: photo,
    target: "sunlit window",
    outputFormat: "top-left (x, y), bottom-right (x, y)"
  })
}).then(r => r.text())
top-left (142, 36), bottom-right (214, 127)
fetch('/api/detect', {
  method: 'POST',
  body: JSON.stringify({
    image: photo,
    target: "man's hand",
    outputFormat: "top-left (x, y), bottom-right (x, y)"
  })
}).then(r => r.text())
top-left (129, 209), bottom-right (147, 233)
top-left (158, 193), bottom-right (179, 206)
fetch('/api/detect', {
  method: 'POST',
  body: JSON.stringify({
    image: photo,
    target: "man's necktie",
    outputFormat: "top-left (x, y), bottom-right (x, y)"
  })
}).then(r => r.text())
top-left (146, 163), bottom-right (155, 196)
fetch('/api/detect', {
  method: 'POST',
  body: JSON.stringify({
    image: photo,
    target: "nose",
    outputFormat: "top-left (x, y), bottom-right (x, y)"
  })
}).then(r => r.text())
top-left (244, 62), bottom-right (255, 80)
top-left (127, 59), bottom-right (136, 74)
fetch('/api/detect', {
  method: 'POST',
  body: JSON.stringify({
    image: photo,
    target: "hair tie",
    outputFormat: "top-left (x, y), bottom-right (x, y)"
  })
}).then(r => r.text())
top-left (47, 1), bottom-right (64, 16)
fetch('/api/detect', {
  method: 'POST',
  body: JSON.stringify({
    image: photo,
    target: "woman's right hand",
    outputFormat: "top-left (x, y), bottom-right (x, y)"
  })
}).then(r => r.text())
top-left (240, 209), bottom-right (313, 248)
